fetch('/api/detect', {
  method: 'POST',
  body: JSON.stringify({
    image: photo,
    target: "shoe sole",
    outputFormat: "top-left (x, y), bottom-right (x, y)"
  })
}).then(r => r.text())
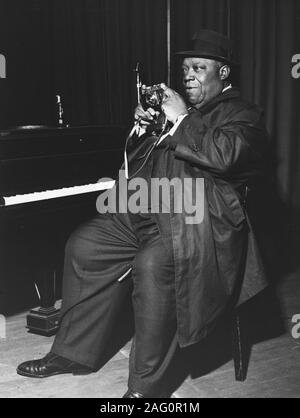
top-left (16, 368), bottom-right (92, 378)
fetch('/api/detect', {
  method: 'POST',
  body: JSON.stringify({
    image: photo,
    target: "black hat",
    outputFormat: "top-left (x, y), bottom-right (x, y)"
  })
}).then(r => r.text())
top-left (176, 29), bottom-right (237, 66)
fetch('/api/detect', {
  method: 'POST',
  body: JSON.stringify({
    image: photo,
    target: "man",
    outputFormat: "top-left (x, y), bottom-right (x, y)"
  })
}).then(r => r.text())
top-left (17, 30), bottom-right (269, 398)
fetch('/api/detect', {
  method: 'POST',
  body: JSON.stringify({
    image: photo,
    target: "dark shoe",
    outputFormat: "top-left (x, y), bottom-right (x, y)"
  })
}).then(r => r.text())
top-left (123, 390), bottom-right (145, 398)
top-left (17, 352), bottom-right (93, 378)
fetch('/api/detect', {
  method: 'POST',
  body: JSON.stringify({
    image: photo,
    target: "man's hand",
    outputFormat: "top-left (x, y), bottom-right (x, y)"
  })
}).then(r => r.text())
top-left (160, 83), bottom-right (188, 125)
top-left (134, 104), bottom-right (160, 129)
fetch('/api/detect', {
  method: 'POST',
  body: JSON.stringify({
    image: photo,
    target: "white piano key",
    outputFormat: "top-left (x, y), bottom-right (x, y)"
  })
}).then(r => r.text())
top-left (3, 180), bottom-right (115, 206)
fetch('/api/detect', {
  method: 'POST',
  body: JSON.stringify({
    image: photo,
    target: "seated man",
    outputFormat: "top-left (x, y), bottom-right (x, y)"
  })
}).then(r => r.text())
top-left (17, 30), bottom-right (269, 398)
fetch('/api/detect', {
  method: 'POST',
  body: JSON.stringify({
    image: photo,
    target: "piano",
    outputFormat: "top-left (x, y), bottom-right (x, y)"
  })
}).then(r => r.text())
top-left (0, 125), bottom-right (124, 335)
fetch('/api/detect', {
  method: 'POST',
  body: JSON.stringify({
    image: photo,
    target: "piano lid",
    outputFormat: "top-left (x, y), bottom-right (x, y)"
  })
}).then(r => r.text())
top-left (10, 125), bottom-right (54, 130)
top-left (0, 124), bottom-right (127, 138)
top-left (0, 125), bottom-right (54, 137)
top-left (0, 125), bottom-right (61, 136)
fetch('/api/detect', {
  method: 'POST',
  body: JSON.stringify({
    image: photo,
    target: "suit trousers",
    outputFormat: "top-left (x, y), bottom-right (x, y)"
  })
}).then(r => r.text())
top-left (51, 210), bottom-right (178, 396)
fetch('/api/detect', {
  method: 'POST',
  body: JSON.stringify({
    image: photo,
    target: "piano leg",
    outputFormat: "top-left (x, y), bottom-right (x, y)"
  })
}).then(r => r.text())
top-left (26, 268), bottom-right (60, 336)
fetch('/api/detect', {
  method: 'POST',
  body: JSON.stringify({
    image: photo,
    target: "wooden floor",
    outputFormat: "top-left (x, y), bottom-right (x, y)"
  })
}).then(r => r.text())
top-left (0, 273), bottom-right (299, 398)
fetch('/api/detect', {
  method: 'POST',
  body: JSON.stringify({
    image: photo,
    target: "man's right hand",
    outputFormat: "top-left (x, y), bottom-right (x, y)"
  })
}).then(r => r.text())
top-left (134, 104), bottom-right (160, 129)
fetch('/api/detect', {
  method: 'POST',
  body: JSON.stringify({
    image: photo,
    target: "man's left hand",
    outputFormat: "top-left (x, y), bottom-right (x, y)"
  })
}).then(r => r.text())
top-left (160, 83), bottom-right (188, 125)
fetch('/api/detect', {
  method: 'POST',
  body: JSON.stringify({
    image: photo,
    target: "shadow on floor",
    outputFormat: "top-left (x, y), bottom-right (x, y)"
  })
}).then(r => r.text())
top-left (163, 286), bottom-right (286, 397)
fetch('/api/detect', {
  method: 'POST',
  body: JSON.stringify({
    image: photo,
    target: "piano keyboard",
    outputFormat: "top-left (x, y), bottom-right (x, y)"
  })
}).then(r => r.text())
top-left (1, 180), bottom-right (115, 206)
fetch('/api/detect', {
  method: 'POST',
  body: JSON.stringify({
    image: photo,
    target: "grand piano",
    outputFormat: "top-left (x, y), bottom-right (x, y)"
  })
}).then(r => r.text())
top-left (0, 125), bottom-right (124, 335)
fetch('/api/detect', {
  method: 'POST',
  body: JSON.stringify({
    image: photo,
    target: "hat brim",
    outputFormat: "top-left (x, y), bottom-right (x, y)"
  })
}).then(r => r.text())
top-left (175, 50), bottom-right (239, 67)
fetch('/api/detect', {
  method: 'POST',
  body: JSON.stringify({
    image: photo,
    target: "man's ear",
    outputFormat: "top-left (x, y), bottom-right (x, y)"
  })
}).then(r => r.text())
top-left (219, 65), bottom-right (230, 81)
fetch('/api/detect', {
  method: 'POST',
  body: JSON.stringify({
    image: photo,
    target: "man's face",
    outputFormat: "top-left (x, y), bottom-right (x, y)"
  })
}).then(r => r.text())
top-left (181, 57), bottom-right (225, 108)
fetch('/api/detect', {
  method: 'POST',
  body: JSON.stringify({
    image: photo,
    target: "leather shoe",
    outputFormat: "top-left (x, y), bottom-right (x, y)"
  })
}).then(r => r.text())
top-left (17, 352), bottom-right (93, 378)
top-left (123, 390), bottom-right (145, 398)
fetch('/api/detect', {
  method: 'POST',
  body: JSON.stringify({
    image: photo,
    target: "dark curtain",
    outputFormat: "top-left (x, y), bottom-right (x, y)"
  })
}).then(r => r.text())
top-left (0, 0), bottom-right (167, 128)
top-left (51, 0), bottom-right (167, 126)
top-left (231, 0), bottom-right (300, 209)
top-left (0, 0), bottom-right (55, 127)
top-left (230, 0), bottom-right (300, 276)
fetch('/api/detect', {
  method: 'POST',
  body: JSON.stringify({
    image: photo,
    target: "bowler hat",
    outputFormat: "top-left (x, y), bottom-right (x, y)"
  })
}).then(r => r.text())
top-left (176, 29), bottom-right (237, 66)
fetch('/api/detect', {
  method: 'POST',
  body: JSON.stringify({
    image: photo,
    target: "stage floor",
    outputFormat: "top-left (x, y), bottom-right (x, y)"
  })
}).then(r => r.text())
top-left (0, 273), bottom-right (299, 398)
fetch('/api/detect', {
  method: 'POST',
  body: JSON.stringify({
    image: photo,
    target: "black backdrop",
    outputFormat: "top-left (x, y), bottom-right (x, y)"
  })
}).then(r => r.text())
top-left (0, 0), bottom-right (299, 258)
top-left (0, 0), bottom-right (168, 127)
